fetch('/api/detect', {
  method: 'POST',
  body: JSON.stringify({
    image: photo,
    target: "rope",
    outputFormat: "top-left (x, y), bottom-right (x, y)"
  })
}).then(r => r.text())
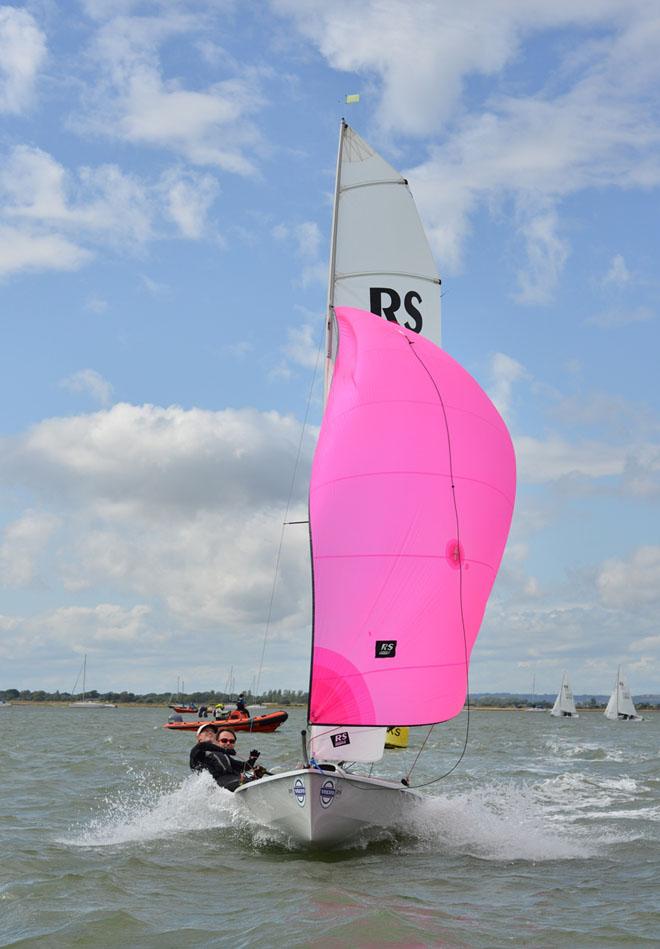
top-left (252, 321), bottom-right (325, 722)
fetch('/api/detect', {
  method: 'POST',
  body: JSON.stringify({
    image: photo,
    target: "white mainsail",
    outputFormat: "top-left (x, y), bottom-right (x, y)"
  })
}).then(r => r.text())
top-left (325, 121), bottom-right (441, 394)
top-left (604, 667), bottom-right (642, 721)
top-left (550, 671), bottom-right (578, 718)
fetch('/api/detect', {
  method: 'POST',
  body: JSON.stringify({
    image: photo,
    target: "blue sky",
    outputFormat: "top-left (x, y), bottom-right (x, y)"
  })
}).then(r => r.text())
top-left (0, 0), bottom-right (658, 697)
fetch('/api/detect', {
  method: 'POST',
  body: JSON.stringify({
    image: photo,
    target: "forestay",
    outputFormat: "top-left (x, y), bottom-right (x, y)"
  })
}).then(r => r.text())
top-left (308, 306), bottom-right (516, 729)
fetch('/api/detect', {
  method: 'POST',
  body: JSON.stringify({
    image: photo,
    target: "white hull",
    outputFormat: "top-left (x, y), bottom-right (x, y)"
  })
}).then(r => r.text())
top-left (235, 767), bottom-right (420, 845)
top-left (69, 701), bottom-right (117, 708)
top-left (605, 711), bottom-right (643, 722)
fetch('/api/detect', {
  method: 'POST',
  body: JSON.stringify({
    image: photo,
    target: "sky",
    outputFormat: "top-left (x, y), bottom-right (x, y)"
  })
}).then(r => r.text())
top-left (0, 0), bottom-right (659, 697)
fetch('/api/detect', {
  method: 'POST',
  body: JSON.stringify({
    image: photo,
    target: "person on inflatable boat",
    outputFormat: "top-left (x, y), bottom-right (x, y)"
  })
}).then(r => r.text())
top-left (189, 724), bottom-right (266, 791)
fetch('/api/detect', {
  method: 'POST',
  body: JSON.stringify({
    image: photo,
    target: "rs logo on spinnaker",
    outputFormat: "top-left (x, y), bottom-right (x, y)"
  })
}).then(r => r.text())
top-left (375, 640), bottom-right (397, 658)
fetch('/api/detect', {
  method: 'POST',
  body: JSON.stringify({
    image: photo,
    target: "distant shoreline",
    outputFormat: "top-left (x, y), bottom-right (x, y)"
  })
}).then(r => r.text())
top-left (4, 701), bottom-right (657, 712)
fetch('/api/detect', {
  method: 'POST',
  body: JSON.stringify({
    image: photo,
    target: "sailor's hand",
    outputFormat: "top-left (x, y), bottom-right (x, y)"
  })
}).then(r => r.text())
top-left (253, 765), bottom-right (266, 778)
top-left (249, 749), bottom-right (260, 759)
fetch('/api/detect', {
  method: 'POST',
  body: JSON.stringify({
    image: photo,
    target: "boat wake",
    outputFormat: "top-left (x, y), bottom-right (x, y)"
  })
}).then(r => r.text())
top-left (403, 783), bottom-right (596, 861)
top-left (60, 772), bottom-right (240, 847)
top-left (400, 773), bottom-right (648, 861)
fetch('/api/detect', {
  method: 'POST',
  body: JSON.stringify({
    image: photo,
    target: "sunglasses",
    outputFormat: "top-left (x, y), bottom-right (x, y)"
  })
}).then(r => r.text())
top-left (218, 738), bottom-right (235, 744)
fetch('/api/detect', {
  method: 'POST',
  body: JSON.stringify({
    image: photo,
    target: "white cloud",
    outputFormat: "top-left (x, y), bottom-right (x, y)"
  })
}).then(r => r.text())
top-left (84, 295), bottom-right (109, 314)
top-left (0, 145), bottom-right (220, 277)
top-left (0, 146), bottom-right (154, 243)
top-left (0, 511), bottom-right (60, 587)
top-left (159, 168), bottom-right (219, 239)
top-left (77, 11), bottom-right (264, 174)
top-left (0, 603), bottom-right (155, 664)
top-left (60, 369), bottom-right (114, 407)
top-left (587, 305), bottom-right (654, 329)
top-left (276, 2), bottom-right (660, 299)
top-left (284, 320), bottom-right (322, 370)
top-left (0, 6), bottom-right (46, 114)
top-left (603, 253), bottom-right (631, 287)
top-left (514, 207), bottom-right (569, 305)
top-left (0, 145), bottom-right (153, 276)
top-left (0, 404), bottom-right (315, 632)
top-left (516, 434), bottom-right (626, 483)
top-left (0, 225), bottom-right (90, 278)
top-left (487, 352), bottom-right (528, 419)
top-left (273, 220), bottom-right (326, 288)
top-left (597, 546), bottom-right (660, 609)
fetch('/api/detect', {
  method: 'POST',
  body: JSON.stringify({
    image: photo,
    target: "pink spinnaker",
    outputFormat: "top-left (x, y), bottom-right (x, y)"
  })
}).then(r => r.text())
top-left (308, 307), bottom-right (516, 727)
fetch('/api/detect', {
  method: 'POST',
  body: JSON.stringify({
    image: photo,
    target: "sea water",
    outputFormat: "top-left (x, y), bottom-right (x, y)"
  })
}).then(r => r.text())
top-left (1, 705), bottom-right (658, 947)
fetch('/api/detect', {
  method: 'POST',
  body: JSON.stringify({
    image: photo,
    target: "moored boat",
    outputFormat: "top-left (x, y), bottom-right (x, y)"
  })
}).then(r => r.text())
top-left (164, 708), bottom-right (288, 732)
top-left (68, 655), bottom-right (117, 708)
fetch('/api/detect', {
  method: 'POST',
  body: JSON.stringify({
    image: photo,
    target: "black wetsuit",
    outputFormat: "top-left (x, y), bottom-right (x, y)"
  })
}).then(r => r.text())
top-left (189, 741), bottom-right (253, 792)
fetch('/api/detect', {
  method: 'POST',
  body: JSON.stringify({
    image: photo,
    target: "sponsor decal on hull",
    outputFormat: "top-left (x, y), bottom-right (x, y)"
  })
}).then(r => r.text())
top-left (293, 777), bottom-right (306, 807)
top-left (320, 779), bottom-right (336, 808)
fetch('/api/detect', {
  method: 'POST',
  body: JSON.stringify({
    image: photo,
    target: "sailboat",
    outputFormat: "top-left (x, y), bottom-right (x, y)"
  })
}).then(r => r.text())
top-left (604, 667), bottom-right (643, 721)
top-left (525, 673), bottom-right (545, 711)
top-left (69, 655), bottom-right (117, 708)
top-left (550, 671), bottom-right (578, 718)
top-left (235, 122), bottom-right (516, 845)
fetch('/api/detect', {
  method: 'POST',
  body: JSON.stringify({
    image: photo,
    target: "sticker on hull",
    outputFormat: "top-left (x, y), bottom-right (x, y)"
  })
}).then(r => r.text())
top-left (320, 779), bottom-right (336, 808)
top-left (293, 778), bottom-right (306, 806)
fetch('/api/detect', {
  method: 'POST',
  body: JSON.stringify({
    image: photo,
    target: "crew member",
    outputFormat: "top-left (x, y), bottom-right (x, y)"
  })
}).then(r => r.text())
top-left (236, 693), bottom-right (247, 714)
top-left (189, 725), bottom-right (264, 791)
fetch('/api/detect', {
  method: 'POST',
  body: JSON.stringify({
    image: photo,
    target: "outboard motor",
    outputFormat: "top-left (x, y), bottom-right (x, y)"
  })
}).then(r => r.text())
top-left (168, 712), bottom-right (183, 723)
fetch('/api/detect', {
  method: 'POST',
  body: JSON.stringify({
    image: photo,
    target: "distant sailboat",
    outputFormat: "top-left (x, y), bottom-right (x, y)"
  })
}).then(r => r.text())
top-left (69, 655), bottom-right (117, 708)
top-left (604, 667), bottom-right (643, 721)
top-left (550, 672), bottom-right (579, 718)
top-left (526, 673), bottom-right (545, 711)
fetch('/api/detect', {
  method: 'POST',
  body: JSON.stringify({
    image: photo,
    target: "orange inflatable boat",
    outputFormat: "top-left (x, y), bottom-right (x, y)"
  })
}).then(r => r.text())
top-left (164, 708), bottom-right (288, 733)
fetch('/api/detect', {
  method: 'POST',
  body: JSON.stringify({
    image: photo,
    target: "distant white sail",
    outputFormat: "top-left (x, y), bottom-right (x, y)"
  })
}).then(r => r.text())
top-left (604, 667), bottom-right (642, 721)
top-left (550, 671), bottom-right (579, 718)
top-left (326, 122), bottom-right (441, 394)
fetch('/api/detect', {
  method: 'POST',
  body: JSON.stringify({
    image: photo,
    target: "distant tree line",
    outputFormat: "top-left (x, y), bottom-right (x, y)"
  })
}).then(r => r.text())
top-left (1, 687), bottom-right (658, 708)
top-left (0, 687), bottom-right (309, 705)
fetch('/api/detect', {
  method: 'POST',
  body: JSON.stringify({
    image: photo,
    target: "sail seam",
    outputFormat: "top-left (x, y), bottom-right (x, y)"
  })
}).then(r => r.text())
top-left (335, 271), bottom-right (440, 283)
top-left (340, 179), bottom-right (407, 193)
top-left (312, 470), bottom-right (514, 506)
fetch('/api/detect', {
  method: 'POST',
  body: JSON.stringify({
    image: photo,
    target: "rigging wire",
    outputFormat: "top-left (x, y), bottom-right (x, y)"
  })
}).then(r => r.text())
top-left (401, 334), bottom-right (471, 789)
top-left (252, 323), bottom-right (325, 714)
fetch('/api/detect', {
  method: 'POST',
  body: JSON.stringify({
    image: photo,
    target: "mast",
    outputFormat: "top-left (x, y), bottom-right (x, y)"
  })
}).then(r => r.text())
top-left (616, 665), bottom-right (621, 717)
top-left (324, 119), bottom-right (346, 404)
top-left (82, 654), bottom-right (87, 702)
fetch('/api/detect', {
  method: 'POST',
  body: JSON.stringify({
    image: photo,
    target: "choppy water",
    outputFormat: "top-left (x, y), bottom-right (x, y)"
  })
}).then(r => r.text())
top-left (1, 705), bottom-right (658, 947)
